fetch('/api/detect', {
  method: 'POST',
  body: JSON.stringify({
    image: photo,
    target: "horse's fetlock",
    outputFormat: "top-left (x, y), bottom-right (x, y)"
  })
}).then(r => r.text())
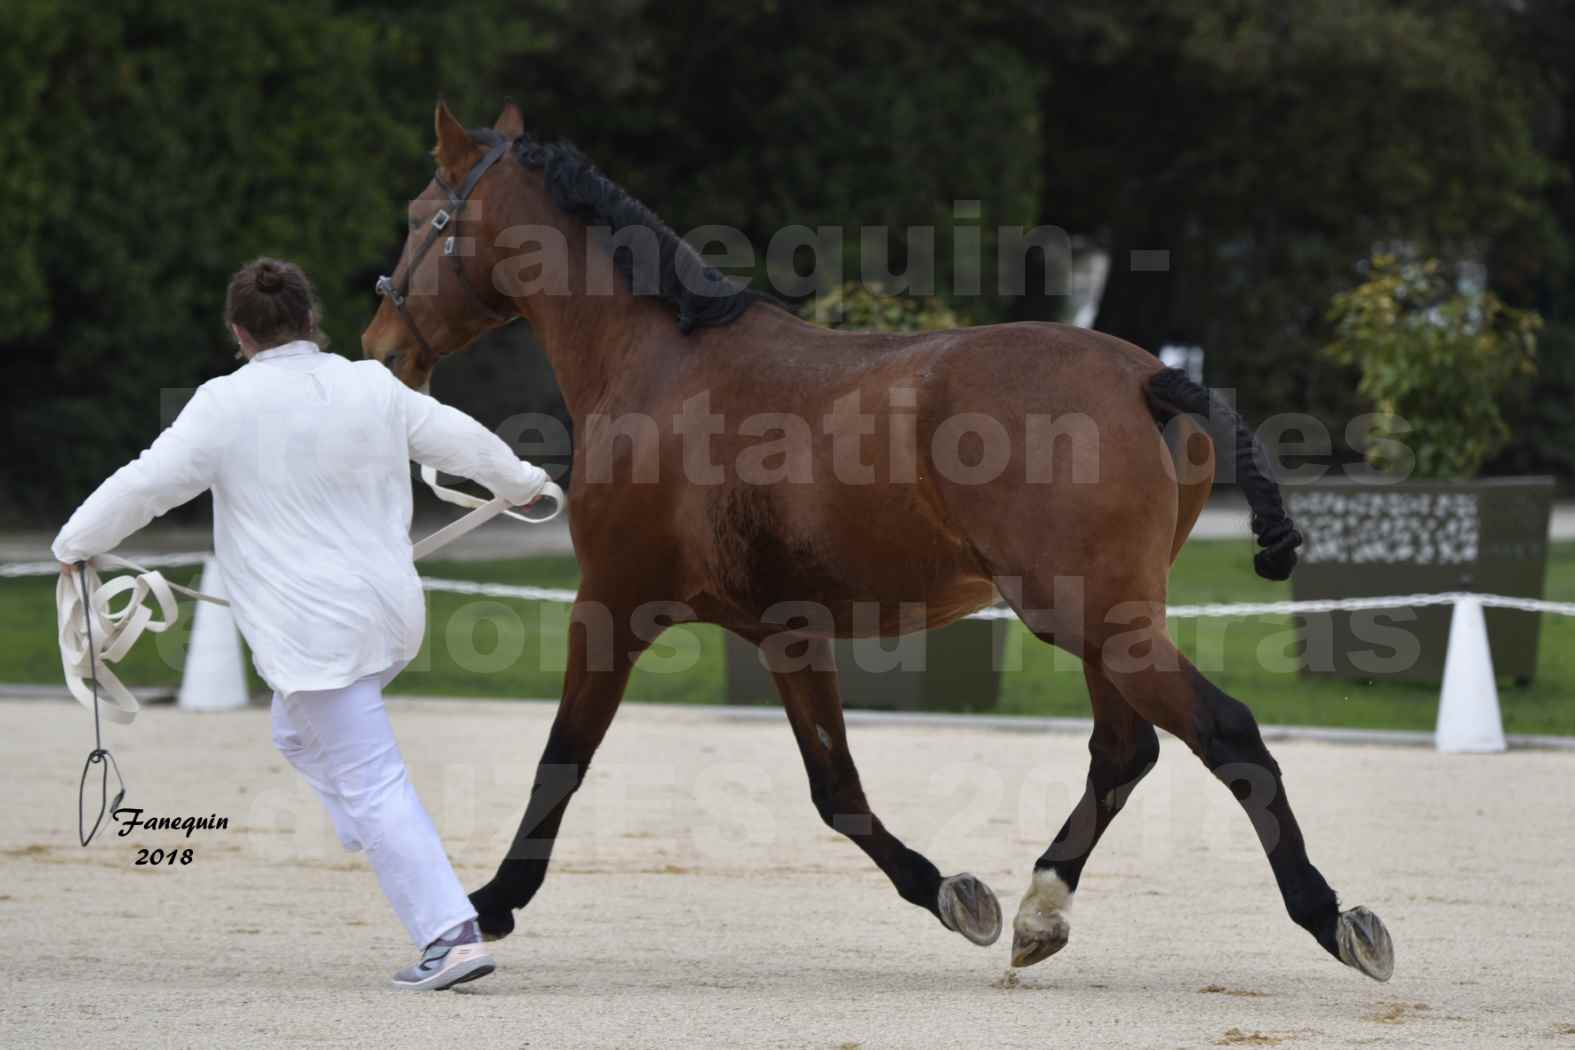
top-left (1286, 883), bottom-right (1340, 945)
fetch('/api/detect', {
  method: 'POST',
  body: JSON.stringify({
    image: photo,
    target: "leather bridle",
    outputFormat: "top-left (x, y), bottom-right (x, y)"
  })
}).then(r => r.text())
top-left (375, 136), bottom-right (517, 361)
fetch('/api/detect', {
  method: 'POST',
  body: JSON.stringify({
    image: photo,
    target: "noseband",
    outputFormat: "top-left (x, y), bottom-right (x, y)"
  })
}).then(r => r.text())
top-left (375, 137), bottom-right (517, 361)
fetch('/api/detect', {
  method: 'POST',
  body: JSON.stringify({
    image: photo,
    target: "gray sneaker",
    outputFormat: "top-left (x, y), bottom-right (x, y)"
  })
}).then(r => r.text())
top-left (391, 920), bottom-right (495, 991)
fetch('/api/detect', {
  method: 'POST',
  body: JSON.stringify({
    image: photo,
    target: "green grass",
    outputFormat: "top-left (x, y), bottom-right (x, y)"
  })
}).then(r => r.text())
top-left (8, 541), bottom-right (1574, 735)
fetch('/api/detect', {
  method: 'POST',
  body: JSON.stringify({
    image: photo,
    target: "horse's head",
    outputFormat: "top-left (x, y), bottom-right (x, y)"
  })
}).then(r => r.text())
top-left (361, 101), bottom-right (526, 389)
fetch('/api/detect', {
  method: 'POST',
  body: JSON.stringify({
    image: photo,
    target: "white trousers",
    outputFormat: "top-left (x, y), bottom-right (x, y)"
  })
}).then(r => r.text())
top-left (270, 672), bottom-right (475, 947)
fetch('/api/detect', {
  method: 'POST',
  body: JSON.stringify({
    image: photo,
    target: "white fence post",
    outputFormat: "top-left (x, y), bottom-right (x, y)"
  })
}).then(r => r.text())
top-left (1435, 596), bottom-right (1507, 753)
top-left (177, 558), bottom-right (249, 712)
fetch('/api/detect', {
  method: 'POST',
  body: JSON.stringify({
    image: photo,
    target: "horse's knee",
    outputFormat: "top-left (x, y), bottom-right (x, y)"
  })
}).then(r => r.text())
top-left (808, 768), bottom-right (872, 836)
top-left (536, 729), bottom-right (597, 796)
top-left (808, 778), bottom-right (844, 825)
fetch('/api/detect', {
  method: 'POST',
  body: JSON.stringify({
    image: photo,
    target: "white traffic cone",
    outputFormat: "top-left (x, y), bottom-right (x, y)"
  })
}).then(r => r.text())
top-left (177, 558), bottom-right (249, 712)
top-left (1435, 596), bottom-right (1506, 753)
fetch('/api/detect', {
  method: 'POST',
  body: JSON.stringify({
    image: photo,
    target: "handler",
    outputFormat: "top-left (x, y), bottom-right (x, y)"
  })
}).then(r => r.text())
top-left (53, 258), bottom-right (547, 991)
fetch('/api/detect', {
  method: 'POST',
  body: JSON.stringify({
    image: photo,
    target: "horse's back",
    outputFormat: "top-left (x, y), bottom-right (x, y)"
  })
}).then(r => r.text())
top-left (668, 314), bottom-right (1178, 632)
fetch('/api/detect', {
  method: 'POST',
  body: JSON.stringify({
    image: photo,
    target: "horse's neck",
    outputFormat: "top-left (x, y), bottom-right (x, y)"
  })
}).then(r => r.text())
top-left (510, 218), bottom-right (660, 419)
top-left (537, 318), bottom-right (652, 422)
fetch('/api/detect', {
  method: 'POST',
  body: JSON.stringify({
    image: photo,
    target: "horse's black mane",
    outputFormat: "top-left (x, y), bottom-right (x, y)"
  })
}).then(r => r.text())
top-left (475, 128), bottom-right (763, 333)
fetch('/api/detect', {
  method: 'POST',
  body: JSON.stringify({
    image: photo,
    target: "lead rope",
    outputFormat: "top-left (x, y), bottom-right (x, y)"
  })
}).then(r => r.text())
top-left (76, 563), bottom-right (126, 847)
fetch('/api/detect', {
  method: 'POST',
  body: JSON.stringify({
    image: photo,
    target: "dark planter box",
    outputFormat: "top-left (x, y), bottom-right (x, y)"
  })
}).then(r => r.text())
top-left (724, 617), bottom-right (1008, 711)
top-left (1285, 476), bottom-right (1555, 683)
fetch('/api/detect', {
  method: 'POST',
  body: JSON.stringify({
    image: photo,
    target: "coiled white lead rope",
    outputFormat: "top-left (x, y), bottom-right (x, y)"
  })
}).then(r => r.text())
top-left (57, 553), bottom-right (217, 727)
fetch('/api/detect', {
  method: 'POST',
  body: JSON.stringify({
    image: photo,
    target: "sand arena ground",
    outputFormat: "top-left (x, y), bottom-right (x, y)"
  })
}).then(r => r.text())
top-left (2, 696), bottom-right (1572, 1049)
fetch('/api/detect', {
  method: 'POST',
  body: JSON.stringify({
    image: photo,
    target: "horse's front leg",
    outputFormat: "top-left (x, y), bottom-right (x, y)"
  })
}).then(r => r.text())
top-left (469, 592), bottom-right (649, 940)
top-left (765, 634), bottom-right (1002, 947)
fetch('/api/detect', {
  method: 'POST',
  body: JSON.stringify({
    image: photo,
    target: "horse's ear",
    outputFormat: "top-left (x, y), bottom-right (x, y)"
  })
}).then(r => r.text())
top-left (493, 100), bottom-right (525, 140)
top-left (433, 100), bottom-right (478, 181)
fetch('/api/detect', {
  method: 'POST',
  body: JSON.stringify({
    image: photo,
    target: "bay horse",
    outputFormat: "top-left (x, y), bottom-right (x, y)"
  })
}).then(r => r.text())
top-left (361, 101), bottom-right (1393, 981)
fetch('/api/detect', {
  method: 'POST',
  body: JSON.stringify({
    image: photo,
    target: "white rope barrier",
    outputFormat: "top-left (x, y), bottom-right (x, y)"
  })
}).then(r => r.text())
top-left (1, 552), bottom-right (217, 578)
top-left (935, 593), bottom-right (1575, 621)
top-left (420, 577), bottom-right (580, 604)
top-left (419, 584), bottom-right (1575, 622)
top-left (17, 554), bottom-right (1571, 621)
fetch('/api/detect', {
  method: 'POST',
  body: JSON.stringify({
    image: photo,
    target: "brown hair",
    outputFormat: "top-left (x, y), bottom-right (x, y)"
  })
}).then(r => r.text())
top-left (224, 258), bottom-right (328, 350)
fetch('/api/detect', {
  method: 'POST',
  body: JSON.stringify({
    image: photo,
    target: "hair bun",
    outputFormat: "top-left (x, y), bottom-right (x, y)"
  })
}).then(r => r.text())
top-left (255, 263), bottom-right (284, 294)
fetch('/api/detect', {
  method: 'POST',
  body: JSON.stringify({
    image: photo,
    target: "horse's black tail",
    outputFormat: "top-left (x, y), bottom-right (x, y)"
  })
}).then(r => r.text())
top-left (1143, 367), bottom-right (1302, 581)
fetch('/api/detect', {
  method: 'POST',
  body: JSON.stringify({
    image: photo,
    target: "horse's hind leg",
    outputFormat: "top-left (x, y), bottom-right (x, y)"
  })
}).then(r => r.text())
top-left (765, 634), bottom-right (1003, 946)
top-left (1011, 662), bottom-right (1159, 967)
top-left (1094, 629), bottom-right (1395, 981)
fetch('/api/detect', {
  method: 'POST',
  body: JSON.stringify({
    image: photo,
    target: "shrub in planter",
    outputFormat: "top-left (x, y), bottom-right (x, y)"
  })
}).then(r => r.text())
top-left (798, 281), bottom-right (967, 332)
top-left (1285, 256), bottom-right (1551, 682)
top-left (1324, 255), bottom-right (1539, 479)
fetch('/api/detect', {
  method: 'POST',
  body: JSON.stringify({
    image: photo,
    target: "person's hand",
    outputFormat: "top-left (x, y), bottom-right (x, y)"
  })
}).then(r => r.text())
top-left (514, 465), bottom-right (553, 514)
top-left (59, 561), bottom-right (78, 578)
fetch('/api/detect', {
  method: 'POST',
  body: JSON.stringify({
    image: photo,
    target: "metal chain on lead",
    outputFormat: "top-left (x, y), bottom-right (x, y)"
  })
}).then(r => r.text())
top-left (76, 563), bottom-right (126, 847)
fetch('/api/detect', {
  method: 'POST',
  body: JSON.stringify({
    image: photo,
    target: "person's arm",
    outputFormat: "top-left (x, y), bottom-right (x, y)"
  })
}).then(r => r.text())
top-left (396, 380), bottom-right (549, 506)
top-left (52, 385), bottom-right (224, 564)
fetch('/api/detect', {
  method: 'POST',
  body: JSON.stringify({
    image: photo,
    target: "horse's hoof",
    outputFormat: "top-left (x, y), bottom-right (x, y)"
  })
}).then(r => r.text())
top-left (1010, 868), bottom-right (1072, 968)
top-left (469, 885), bottom-right (516, 942)
top-left (1010, 913), bottom-right (1070, 968)
top-left (938, 873), bottom-right (1003, 946)
top-left (1335, 906), bottom-right (1394, 982)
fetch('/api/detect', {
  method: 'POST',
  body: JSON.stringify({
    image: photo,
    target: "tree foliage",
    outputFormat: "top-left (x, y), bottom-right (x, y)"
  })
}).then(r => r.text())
top-left (2, 2), bottom-right (425, 514)
top-left (996, 0), bottom-right (1558, 426)
top-left (2, 0), bottom-right (1573, 519)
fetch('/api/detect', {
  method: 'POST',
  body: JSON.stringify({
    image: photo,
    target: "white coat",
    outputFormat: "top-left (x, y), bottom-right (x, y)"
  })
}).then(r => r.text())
top-left (52, 341), bottom-right (548, 696)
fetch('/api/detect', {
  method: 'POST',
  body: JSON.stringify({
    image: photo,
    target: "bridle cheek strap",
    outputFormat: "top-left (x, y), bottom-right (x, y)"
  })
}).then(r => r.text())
top-left (375, 138), bottom-right (517, 357)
